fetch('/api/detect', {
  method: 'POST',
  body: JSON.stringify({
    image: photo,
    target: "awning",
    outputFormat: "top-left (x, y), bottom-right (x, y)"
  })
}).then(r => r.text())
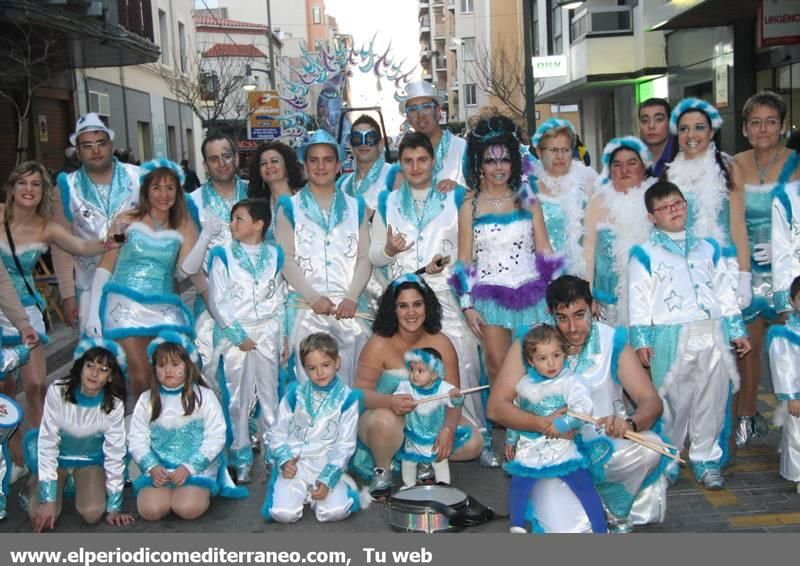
top-left (535, 68), bottom-right (667, 104)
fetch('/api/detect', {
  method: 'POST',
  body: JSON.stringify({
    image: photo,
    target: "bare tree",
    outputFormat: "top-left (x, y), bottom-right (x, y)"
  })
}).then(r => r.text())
top-left (467, 36), bottom-right (544, 129)
top-left (159, 48), bottom-right (257, 137)
top-left (0, 23), bottom-right (61, 164)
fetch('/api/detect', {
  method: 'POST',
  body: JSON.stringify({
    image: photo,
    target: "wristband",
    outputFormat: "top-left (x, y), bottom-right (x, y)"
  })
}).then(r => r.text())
top-left (625, 418), bottom-right (638, 433)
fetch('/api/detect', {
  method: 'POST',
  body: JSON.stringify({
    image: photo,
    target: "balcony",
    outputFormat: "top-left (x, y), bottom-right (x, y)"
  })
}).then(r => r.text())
top-left (570, 6), bottom-right (633, 43)
top-left (0, 0), bottom-right (159, 68)
top-left (419, 1), bottom-right (429, 14)
top-left (447, 0), bottom-right (455, 10)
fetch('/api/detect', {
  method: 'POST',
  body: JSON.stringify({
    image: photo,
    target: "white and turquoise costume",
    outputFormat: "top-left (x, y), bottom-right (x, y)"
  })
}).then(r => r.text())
top-left (34, 382), bottom-right (126, 513)
top-left (56, 159), bottom-right (140, 330)
top-left (372, 184), bottom-right (488, 444)
top-left (185, 178), bottom-right (248, 369)
top-left (0, 241), bottom-right (48, 345)
top-left (208, 240), bottom-right (286, 473)
top-left (278, 187), bottom-right (370, 387)
top-left (568, 322), bottom-right (669, 525)
top-left (100, 222), bottom-right (193, 340)
top-left (767, 313), bottom-right (800, 482)
top-left (337, 157), bottom-right (393, 210)
top-left (262, 377), bottom-right (360, 523)
top-left (771, 161), bottom-right (800, 313)
top-left (628, 230), bottom-right (744, 480)
top-left (128, 383), bottom-right (243, 498)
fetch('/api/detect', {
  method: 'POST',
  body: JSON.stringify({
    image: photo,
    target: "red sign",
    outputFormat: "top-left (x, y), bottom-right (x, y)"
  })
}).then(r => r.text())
top-left (758, 0), bottom-right (800, 47)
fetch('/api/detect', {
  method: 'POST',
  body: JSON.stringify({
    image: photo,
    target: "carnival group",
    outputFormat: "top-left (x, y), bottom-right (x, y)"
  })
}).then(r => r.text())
top-left (0, 79), bottom-right (798, 534)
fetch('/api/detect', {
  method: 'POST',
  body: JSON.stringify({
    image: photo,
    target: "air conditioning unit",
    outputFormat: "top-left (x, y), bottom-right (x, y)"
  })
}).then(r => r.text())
top-left (89, 91), bottom-right (111, 117)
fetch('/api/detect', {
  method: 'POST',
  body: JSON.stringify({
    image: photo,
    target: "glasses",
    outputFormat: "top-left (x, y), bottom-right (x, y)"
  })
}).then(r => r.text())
top-left (540, 147), bottom-right (572, 156)
top-left (350, 130), bottom-right (380, 147)
top-left (78, 140), bottom-right (110, 152)
top-left (206, 153), bottom-right (235, 166)
top-left (746, 117), bottom-right (781, 131)
top-left (405, 102), bottom-right (437, 117)
top-left (481, 157), bottom-right (512, 166)
top-left (652, 199), bottom-right (687, 214)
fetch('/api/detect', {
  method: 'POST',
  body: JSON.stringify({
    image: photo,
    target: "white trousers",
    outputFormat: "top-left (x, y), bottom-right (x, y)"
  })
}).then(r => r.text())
top-left (270, 459), bottom-right (353, 523)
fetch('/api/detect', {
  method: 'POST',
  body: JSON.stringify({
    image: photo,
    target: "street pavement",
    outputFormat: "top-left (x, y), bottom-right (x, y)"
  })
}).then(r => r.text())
top-left (1, 322), bottom-right (799, 534)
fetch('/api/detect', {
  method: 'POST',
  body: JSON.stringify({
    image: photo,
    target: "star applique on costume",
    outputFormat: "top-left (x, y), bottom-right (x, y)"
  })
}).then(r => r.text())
top-left (664, 290), bottom-right (683, 312)
top-left (296, 223), bottom-right (313, 247)
top-left (110, 303), bottom-right (131, 324)
top-left (534, 439), bottom-right (558, 464)
top-left (159, 307), bottom-right (178, 323)
top-left (226, 280), bottom-right (245, 301)
top-left (296, 256), bottom-right (313, 276)
top-left (653, 261), bottom-right (674, 282)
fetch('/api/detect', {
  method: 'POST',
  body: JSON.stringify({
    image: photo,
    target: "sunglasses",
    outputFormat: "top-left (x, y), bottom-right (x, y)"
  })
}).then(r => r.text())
top-left (350, 130), bottom-right (380, 147)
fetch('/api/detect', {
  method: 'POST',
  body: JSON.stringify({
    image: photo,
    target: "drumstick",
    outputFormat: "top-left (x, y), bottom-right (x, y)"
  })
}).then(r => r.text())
top-left (413, 385), bottom-right (490, 406)
top-left (567, 411), bottom-right (685, 464)
top-left (287, 300), bottom-right (375, 322)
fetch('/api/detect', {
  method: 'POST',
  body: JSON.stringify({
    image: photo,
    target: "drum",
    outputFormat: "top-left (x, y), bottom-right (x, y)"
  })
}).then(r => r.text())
top-left (0, 393), bottom-right (22, 445)
top-left (387, 484), bottom-right (469, 533)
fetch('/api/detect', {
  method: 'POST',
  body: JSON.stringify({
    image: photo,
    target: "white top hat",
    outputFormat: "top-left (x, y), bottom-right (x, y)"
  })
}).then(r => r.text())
top-left (400, 80), bottom-right (445, 112)
top-left (70, 112), bottom-right (115, 146)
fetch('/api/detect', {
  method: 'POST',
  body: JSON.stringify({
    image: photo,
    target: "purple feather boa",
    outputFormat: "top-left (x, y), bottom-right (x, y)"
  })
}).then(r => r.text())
top-left (472, 254), bottom-right (565, 310)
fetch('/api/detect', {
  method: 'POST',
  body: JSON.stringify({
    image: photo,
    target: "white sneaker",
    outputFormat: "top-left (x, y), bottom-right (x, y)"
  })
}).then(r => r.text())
top-left (509, 526), bottom-right (527, 534)
top-left (10, 464), bottom-right (29, 484)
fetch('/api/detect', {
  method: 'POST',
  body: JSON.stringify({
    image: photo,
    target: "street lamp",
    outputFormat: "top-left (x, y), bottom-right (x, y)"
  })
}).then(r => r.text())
top-left (242, 64), bottom-right (271, 92)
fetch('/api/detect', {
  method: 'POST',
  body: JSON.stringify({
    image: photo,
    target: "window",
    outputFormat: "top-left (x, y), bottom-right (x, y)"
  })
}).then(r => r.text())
top-left (549, 1), bottom-right (563, 55)
top-left (88, 91), bottom-right (110, 118)
top-left (460, 0), bottom-right (474, 13)
top-left (312, 5), bottom-right (322, 24)
top-left (158, 9), bottom-right (169, 65)
top-left (178, 22), bottom-right (187, 73)
top-left (463, 37), bottom-right (476, 61)
top-left (465, 84), bottom-right (477, 106)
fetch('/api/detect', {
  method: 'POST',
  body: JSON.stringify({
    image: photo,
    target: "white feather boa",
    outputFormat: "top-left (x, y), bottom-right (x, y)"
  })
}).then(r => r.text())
top-left (533, 160), bottom-right (597, 278)
top-left (599, 178), bottom-right (655, 325)
top-left (666, 142), bottom-right (731, 244)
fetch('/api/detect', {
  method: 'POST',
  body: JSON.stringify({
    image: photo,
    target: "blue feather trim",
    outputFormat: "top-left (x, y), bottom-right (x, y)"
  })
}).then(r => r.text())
top-left (453, 185), bottom-right (466, 209)
top-left (377, 189), bottom-right (390, 223)
top-left (575, 434), bottom-right (615, 485)
top-left (703, 238), bottom-right (722, 265)
top-left (261, 465), bottom-right (280, 521)
top-left (343, 388), bottom-right (363, 413)
top-left (2, 332), bottom-right (50, 347)
top-left (274, 244), bottom-right (284, 273)
top-left (217, 452), bottom-right (249, 499)
top-left (100, 282), bottom-right (195, 340)
top-left (347, 482), bottom-right (361, 514)
top-left (215, 355), bottom-right (235, 448)
top-left (208, 245), bottom-right (228, 274)
top-left (629, 245), bottom-right (651, 274)
top-left (385, 163), bottom-right (400, 192)
top-left (23, 428), bottom-right (39, 474)
top-left (473, 209), bottom-right (531, 226)
top-left (503, 456), bottom-right (588, 479)
top-left (592, 288), bottom-right (617, 305)
top-left (611, 326), bottom-right (629, 385)
top-left (275, 195), bottom-right (295, 228)
top-left (285, 381), bottom-right (298, 412)
top-left (185, 197), bottom-right (201, 231)
top-left (56, 172), bottom-right (73, 223)
top-left (767, 324), bottom-right (800, 349)
top-left (356, 195), bottom-right (367, 224)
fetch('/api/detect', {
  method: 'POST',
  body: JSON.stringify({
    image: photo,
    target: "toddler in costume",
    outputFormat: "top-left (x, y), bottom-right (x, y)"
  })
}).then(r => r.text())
top-left (263, 333), bottom-right (362, 523)
top-left (29, 338), bottom-right (132, 532)
top-left (395, 348), bottom-right (467, 488)
top-left (767, 275), bottom-right (800, 493)
top-left (505, 325), bottom-right (607, 534)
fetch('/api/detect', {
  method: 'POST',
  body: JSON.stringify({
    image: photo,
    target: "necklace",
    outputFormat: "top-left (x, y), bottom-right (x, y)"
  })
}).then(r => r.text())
top-left (149, 214), bottom-right (168, 232)
top-left (754, 147), bottom-right (783, 184)
top-left (484, 189), bottom-right (514, 209)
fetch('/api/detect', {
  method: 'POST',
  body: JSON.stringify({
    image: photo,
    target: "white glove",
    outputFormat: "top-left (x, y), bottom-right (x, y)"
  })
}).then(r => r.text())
top-left (752, 242), bottom-right (771, 266)
top-left (201, 215), bottom-right (225, 240)
top-left (181, 217), bottom-right (225, 276)
top-left (85, 268), bottom-right (111, 338)
top-left (736, 271), bottom-right (753, 310)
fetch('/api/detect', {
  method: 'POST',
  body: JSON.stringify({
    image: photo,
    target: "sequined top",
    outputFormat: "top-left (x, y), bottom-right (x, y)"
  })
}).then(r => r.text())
top-left (473, 209), bottom-right (536, 288)
top-left (109, 222), bottom-right (183, 296)
top-left (744, 183), bottom-right (775, 274)
top-left (375, 368), bottom-right (409, 395)
top-left (593, 225), bottom-right (616, 305)
top-left (538, 196), bottom-right (567, 254)
top-left (0, 241), bottom-right (46, 309)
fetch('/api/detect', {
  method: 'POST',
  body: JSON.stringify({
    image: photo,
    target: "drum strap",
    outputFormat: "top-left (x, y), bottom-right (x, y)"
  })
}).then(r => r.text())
top-left (3, 220), bottom-right (51, 332)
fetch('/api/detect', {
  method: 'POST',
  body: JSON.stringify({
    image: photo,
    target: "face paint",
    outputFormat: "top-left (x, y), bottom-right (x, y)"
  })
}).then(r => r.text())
top-left (481, 144), bottom-right (512, 167)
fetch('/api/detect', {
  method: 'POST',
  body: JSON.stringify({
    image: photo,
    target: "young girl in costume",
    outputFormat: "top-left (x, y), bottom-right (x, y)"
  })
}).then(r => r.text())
top-left (263, 333), bottom-right (361, 523)
top-left (29, 338), bottom-right (133, 532)
top-left (505, 324), bottom-right (607, 534)
top-left (85, 159), bottom-right (202, 398)
top-left (209, 198), bottom-right (286, 483)
top-left (767, 276), bottom-right (800, 493)
top-left (0, 161), bottom-right (122, 480)
top-left (128, 333), bottom-right (243, 522)
top-left (451, 114), bottom-right (560, 398)
top-left (395, 348), bottom-right (466, 488)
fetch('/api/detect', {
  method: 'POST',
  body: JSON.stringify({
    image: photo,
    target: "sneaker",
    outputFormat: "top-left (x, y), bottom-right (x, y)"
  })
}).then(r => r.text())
top-left (369, 467), bottom-right (393, 497)
top-left (699, 469), bottom-right (725, 490)
top-left (250, 431), bottom-right (261, 454)
top-left (417, 463), bottom-right (435, 482)
top-left (607, 514), bottom-right (633, 534)
top-left (479, 447), bottom-right (501, 468)
top-left (10, 464), bottom-right (28, 484)
top-left (509, 526), bottom-right (527, 534)
top-left (235, 465), bottom-right (252, 485)
top-left (735, 416), bottom-right (757, 448)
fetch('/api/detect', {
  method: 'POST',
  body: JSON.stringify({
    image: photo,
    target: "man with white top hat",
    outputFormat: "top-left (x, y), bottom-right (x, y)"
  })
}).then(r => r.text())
top-left (392, 80), bottom-right (467, 192)
top-left (53, 113), bottom-right (141, 332)
top-left (274, 130), bottom-right (372, 386)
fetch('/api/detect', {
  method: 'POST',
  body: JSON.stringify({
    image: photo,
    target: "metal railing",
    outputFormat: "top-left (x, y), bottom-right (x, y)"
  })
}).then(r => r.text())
top-left (570, 5), bottom-right (632, 43)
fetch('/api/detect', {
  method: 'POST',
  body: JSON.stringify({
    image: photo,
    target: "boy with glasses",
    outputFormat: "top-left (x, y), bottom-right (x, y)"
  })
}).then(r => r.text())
top-left (628, 181), bottom-right (750, 490)
top-left (53, 113), bottom-right (141, 331)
